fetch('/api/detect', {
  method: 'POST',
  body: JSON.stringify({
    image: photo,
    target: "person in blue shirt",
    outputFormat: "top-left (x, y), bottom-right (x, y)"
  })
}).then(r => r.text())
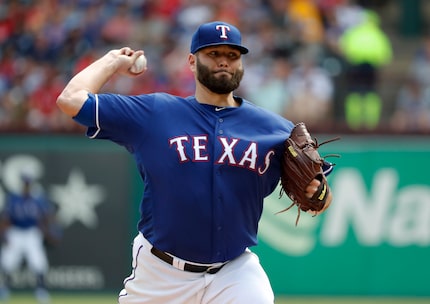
top-left (56, 21), bottom-right (333, 304)
top-left (0, 174), bottom-right (56, 304)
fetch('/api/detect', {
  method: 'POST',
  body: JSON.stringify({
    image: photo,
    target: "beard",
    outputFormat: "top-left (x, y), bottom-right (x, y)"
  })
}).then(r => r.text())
top-left (196, 57), bottom-right (244, 94)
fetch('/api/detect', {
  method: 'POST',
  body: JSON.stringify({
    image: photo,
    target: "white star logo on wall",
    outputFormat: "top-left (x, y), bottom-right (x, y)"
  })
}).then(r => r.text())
top-left (50, 169), bottom-right (106, 228)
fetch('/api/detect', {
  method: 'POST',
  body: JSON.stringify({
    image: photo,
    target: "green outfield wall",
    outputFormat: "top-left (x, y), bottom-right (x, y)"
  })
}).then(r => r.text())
top-left (255, 136), bottom-right (430, 297)
top-left (0, 134), bottom-right (429, 296)
top-left (0, 135), bottom-right (135, 292)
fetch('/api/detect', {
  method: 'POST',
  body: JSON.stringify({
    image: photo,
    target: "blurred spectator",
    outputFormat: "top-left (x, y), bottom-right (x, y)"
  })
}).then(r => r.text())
top-left (1, 72), bottom-right (27, 129)
top-left (408, 33), bottom-right (430, 90)
top-left (330, 0), bottom-right (366, 32)
top-left (337, 9), bottom-right (392, 130)
top-left (245, 56), bottom-right (292, 115)
top-left (320, 0), bottom-right (366, 57)
top-left (0, 0), bottom-right (416, 134)
top-left (390, 76), bottom-right (430, 133)
top-left (287, 0), bottom-right (325, 47)
top-left (27, 65), bottom-right (65, 131)
top-left (101, 3), bottom-right (136, 46)
top-left (211, 0), bottom-right (243, 25)
top-left (284, 47), bottom-right (334, 128)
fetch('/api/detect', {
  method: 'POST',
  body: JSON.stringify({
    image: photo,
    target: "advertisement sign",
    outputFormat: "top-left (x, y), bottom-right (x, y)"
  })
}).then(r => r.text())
top-left (254, 137), bottom-right (430, 296)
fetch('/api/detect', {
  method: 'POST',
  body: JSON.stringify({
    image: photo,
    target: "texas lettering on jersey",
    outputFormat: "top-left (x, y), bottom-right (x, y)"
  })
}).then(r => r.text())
top-left (169, 134), bottom-right (276, 175)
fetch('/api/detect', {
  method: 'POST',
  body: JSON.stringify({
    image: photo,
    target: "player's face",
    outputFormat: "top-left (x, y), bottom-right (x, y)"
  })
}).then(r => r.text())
top-left (195, 46), bottom-right (244, 94)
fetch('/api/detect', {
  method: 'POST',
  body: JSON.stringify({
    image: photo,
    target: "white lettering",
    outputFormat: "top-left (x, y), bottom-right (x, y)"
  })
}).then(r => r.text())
top-left (321, 169), bottom-right (397, 246)
top-left (169, 136), bottom-right (190, 162)
top-left (193, 136), bottom-right (208, 161)
top-left (169, 135), bottom-right (272, 172)
top-left (388, 186), bottom-right (430, 246)
top-left (8, 266), bottom-right (104, 289)
top-left (216, 137), bottom-right (239, 164)
top-left (258, 150), bottom-right (275, 175)
top-left (216, 25), bottom-right (230, 39)
top-left (46, 266), bottom-right (104, 289)
top-left (238, 142), bottom-right (258, 170)
top-left (0, 155), bottom-right (44, 195)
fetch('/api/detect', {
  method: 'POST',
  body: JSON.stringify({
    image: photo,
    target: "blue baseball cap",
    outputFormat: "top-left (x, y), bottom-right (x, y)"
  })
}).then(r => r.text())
top-left (190, 21), bottom-right (249, 54)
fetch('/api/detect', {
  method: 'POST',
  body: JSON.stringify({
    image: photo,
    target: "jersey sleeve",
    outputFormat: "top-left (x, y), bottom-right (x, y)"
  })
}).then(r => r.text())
top-left (73, 93), bottom-right (156, 148)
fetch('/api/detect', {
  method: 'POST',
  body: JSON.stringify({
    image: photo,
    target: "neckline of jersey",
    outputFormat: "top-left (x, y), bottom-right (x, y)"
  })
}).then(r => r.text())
top-left (187, 96), bottom-right (243, 113)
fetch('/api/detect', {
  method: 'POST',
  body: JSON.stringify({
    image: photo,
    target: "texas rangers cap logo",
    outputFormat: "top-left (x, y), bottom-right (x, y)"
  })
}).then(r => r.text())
top-left (190, 21), bottom-right (249, 54)
top-left (216, 24), bottom-right (230, 39)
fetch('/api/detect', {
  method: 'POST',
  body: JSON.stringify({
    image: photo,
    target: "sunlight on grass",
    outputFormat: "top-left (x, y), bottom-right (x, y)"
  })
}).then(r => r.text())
top-left (4, 293), bottom-right (430, 304)
top-left (275, 297), bottom-right (430, 304)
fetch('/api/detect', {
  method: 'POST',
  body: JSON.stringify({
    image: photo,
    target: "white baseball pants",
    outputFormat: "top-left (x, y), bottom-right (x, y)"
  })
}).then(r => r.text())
top-left (118, 233), bottom-right (274, 304)
top-left (1, 227), bottom-right (48, 274)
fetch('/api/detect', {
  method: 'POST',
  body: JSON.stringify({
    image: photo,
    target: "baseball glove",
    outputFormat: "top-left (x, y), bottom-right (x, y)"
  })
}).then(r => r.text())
top-left (279, 122), bottom-right (339, 225)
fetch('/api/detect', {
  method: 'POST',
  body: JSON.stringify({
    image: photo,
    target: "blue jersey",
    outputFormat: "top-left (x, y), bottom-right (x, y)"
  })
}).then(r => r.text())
top-left (4, 192), bottom-right (50, 229)
top-left (74, 93), bottom-right (294, 263)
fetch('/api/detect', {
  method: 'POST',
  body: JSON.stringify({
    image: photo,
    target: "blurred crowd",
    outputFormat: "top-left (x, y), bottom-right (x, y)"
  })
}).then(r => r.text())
top-left (0, 0), bottom-right (430, 134)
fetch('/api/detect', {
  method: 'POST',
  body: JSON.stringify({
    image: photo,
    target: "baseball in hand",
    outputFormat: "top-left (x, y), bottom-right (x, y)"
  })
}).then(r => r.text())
top-left (129, 54), bottom-right (147, 74)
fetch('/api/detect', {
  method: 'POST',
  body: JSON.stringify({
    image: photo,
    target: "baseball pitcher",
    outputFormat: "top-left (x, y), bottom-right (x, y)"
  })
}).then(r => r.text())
top-left (56, 21), bottom-right (334, 304)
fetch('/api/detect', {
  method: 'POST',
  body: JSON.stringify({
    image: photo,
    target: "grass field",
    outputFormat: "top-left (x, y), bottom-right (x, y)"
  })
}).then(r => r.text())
top-left (2, 293), bottom-right (430, 304)
top-left (0, 292), bottom-right (116, 304)
top-left (275, 297), bottom-right (430, 304)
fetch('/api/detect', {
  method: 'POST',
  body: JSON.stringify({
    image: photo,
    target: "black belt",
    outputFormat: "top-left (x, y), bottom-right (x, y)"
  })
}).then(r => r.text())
top-left (150, 246), bottom-right (225, 274)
